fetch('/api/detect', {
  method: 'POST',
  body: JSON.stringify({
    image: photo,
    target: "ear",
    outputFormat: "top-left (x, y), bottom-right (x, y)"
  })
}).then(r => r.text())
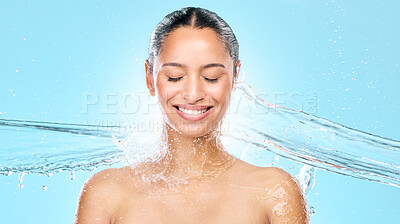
top-left (232, 60), bottom-right (241, 88)
top-left (145, 60), bottom-right (155, 96)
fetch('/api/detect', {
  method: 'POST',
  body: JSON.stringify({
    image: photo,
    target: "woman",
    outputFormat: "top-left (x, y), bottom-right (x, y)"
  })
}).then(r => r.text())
top-left (74, 7), bottom-right (309, 224)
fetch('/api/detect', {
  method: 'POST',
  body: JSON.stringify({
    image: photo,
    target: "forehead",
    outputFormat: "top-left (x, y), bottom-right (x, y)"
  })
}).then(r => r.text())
top-left (158, 27), bottom-right (232, 66)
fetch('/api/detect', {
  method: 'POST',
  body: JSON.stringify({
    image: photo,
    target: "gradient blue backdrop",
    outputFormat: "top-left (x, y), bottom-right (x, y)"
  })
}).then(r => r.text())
top-left (1, 0), bottom-right (399, 223)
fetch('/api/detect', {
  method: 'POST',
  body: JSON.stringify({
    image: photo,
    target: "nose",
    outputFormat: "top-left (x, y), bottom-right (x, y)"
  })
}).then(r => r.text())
top-left (182, 74), bottom-right (205, 103)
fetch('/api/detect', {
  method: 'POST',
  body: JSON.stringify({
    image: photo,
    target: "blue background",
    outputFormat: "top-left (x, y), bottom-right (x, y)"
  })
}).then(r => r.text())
top-left (1, 0), bottom-right (399, 223)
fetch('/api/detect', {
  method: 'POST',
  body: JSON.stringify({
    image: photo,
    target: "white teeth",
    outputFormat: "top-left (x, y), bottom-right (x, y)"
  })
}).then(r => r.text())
top-left (178, 107), bottom-right (208, 115)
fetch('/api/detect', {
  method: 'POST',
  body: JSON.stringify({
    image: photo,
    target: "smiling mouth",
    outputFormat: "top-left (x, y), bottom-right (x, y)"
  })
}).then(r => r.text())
top-left (174, 106), bottom-right (212, 115)
top-left (173, 105), bottom-right (213, 121)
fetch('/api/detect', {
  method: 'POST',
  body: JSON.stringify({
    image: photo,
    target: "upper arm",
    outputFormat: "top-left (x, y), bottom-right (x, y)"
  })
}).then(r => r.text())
top-left (74, 169), bottom-right (121, 224)
top-left (263, 168), bottom-right (309, 224)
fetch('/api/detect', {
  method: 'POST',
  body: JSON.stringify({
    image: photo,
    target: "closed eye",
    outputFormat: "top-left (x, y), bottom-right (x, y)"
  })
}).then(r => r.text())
top-left (205, 77), bottom-right (219, 83)
top-left (168, 77), bottom-right (183, 82)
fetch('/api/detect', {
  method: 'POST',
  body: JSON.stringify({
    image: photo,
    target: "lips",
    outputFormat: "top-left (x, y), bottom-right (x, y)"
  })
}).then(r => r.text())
top-left (173, 104), bottom-right (213, 121)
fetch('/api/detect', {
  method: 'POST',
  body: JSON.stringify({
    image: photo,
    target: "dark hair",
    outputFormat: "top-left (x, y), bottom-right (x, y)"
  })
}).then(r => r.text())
top-left (148, 7), bottom-right (239, 74)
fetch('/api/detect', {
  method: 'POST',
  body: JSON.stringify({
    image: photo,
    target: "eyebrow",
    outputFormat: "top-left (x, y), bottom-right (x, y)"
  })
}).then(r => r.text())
top-left (162, 62), bottom-right (185, 67)
top-left (162, 62), bottom-right (226, 69)
top-left (202, 63), bottom-right (225, 69)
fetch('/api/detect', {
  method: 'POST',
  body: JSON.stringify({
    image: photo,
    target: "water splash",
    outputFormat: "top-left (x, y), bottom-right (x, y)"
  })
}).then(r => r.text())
top-left (0, 119), bottom-right (124, 176)
top-left (223, 82), bottom-right (400, 188)
top-left (0, 82), bottom-right (399, 191)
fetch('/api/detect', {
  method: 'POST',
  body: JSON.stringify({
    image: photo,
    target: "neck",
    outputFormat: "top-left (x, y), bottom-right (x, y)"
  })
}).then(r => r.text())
top-left (141, 123), bottom-right (236, 185)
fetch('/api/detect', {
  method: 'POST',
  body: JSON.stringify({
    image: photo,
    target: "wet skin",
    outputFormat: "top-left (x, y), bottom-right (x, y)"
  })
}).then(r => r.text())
top-left (75, 161), bottom-right (308, 224)
top-left (74, 27), bottom-right (309, 224)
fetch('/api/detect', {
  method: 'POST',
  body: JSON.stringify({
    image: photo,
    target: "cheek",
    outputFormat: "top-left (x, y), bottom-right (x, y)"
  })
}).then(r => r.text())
top-left (156, 80), bottom-right (175, 106)
top-left (209, 81), bottom-right (232, 106)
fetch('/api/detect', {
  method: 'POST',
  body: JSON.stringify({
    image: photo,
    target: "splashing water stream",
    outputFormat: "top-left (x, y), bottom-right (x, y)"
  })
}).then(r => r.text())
top-left (1, 82), bottom-right (399, 193)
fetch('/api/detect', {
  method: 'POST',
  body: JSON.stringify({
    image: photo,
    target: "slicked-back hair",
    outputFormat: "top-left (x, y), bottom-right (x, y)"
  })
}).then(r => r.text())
top-left (148, 7), bottom-right (239, 75)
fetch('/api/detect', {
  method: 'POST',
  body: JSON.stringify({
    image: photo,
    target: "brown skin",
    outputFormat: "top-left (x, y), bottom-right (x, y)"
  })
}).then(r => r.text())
top-left (74, 27), bottom-right (309, 224)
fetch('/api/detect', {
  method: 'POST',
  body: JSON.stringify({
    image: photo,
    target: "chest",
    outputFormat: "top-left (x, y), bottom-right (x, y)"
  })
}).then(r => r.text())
top-left (113, 184), bottom-right (269, 224)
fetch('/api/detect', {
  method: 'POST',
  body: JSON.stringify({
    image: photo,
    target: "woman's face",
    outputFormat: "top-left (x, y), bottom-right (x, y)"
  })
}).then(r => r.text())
top-left (145, 27), bottom-right (240, 137)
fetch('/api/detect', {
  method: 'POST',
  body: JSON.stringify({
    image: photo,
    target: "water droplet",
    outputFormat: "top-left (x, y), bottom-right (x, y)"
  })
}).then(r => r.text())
top-left (271, 155), bottom-right (280, 166)
top-left (70, 171), bottom-right (76, 180)
top-left (41, 185), bottom-right (47, 191)
top-left (18, 172), bottom-right (24, 183)
top-left (309, 206), bottom-right (316, 215)
top-left (18, 173), bottom-right (25, 188)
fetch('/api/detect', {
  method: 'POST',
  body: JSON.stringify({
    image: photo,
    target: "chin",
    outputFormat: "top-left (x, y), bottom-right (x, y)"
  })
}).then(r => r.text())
top-left (170, 120), bottom-right (220, 138)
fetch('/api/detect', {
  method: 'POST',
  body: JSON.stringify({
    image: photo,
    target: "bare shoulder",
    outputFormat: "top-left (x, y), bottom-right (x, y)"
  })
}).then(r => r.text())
top-left (258, 166), bottom-right (298, 186)
top-left (74, 166), bottom-right (135, 224)
top-left (232, 160), bottom-right (297, 186)
top-left (231, 160), bottom-right (309, 224)
top-left (256, 166), bottom-right (309, 224)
